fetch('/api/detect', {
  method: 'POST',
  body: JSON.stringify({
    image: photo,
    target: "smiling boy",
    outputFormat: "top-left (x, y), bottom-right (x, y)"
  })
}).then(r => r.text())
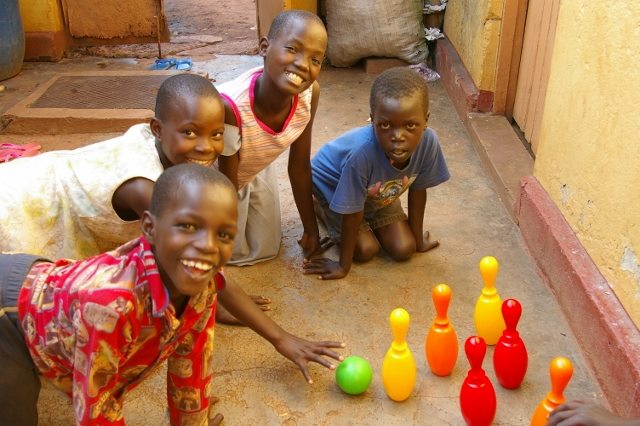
top-left (0, 164), bottom-right (344, 425)
top-left (304, 67), bottom-right (450, 280)
top-left (0, 73), bottom-right (226, 261)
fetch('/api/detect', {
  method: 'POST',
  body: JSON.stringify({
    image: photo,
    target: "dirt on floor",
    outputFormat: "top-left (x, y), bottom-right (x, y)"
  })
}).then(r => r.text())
top-left (68, 0), bottom-right (259, 59)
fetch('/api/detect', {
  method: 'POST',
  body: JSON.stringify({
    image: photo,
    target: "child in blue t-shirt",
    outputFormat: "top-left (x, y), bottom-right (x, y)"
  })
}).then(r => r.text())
top-left (304, 67), bottom-right (450, 280)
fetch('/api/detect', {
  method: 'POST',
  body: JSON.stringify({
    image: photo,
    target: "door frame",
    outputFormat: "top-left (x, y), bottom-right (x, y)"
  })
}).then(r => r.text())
top-left (493, 0), bottom-right (529, 119)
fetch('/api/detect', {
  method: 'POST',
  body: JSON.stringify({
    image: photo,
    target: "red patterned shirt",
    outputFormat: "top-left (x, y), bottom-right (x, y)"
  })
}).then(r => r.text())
top-left (18, 237), bottom-right (223, 426)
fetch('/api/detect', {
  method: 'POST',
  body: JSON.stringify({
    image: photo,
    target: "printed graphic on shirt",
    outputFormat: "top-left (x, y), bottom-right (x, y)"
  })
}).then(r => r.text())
top-left (175, 332), bottom-right (195, 356)
top-left (73, 382), bottom-right (86, 421)
top-left (192, 308), bottom-right (211, 332)
top-left (170, 385), bottom-right (202, 412)
top-left (169, 358), bottom-right (193, 378)
top-left (88, 341), bottom-right (118, 397)
top-left (74, 349), bottom-right (88, 377)
top-left (179, 410), bottom-right (209, 426)
top-left (39, 284), bottom-right (56, 311)
top-left (73, 307), bottom-right (89, 347)
top-left (202, 328), bottom-right (215, 378)
top-left (90, 395), bottom-right (122, 422)
top-left (367, 175), bottom-right (415, 209)
top-left (83, 302), bottom-right (120, 333)
top-left (21, 313), bottom-right (36, 344)
top-left (120, 365), bottom-right (147, 382)
top-left (189, 289), bottom-right (210, 313)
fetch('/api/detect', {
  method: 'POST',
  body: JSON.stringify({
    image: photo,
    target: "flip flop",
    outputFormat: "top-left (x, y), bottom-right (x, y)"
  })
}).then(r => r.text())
top-left (148, 58), bottom-right (177, 70)
top-left (0, 142), bottom-right (41, 162)
top-left (175, 58), bottom-right (193, 71)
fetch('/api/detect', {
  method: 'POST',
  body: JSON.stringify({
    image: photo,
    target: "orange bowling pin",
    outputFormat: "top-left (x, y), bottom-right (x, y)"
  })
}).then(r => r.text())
top-left (381, 308), bottom-right (416, 401)
top-left (474, 256), bottom-right (506, 345)
top-left (426, 284), bottom-right (458, 376)
top-left (530, 357), bottom-right (573, 426)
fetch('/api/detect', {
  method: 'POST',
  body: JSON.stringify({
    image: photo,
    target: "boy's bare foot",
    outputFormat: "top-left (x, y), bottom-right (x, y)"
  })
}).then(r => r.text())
top-left (417, 231), bottom-right (440, 253)
top-left (216, 295), bottom-right (271, 325)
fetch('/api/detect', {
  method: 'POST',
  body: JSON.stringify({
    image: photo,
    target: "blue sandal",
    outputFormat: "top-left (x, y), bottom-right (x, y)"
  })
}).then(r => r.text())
top-left (148, 58), bottom-right (177, 70)
top-left (174, 58), bottom-right (193, 71)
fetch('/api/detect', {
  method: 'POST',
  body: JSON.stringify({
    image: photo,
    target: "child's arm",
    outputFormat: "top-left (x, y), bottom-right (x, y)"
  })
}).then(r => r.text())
top-left (289, 82), bottom-right (324, 260)
top-left (547, 400), bottom-right (640, 426)
top-left (302, 211), bottom-right (363, 280)
top-left (112, 177), bottom-right (155, 220)
top-left (218, 101), bottom-right (240, 190)
top-left (216, 274), bottom-right (345, 383)
top-left (218, 152), bottom-right (240, 190)
top-left (408, 189), bottom-right (440, 252)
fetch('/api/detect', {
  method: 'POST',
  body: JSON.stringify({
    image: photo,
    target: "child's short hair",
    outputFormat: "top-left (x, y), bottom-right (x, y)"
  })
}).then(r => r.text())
top-left (150, 164), bottom-right (235, 216)
top-left (154, 74), bottom-right (220, 121)
top-left (369, 67), bottom-right (429, 116)
top-left (267, 9), bottom-right (325, 40)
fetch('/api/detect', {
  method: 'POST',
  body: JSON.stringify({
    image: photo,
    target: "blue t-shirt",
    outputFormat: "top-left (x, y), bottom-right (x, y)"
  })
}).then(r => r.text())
top-left (311, 125), bottom-right (450, 215)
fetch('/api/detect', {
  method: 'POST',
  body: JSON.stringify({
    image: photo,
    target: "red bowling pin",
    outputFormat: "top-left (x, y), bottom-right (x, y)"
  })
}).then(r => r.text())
top-left (426, 284), bottom-right (458, 376)
top-left (459, 336), bottom-right (496, 426)
top-left (493, 298), bottom-right (528, 388)
top-left (530, 357), bottom-right (573, 426)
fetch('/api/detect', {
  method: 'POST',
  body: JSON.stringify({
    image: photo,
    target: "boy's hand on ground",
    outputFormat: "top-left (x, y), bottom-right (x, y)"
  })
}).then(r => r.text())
top-left (208, 396), bottom-right (223, 426)
top-left (216, 295), bottom-right (271, 325)
top-left (302, 258), bottom-right (347, 280)
top-left (208, 413), bottom-right (223, 426)
top-left (274, 332), bottom-right (345, 384)
top-left (298, 233), bottom-right (334, 260)
top-left (416, 231), bottom-right (440, 253)
top-left (547, 400), bottom-right (635, 426)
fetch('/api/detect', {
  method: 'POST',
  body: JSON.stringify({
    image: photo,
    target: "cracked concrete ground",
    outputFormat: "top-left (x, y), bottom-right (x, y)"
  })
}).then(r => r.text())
top-left (0, 56), bottom-right (602, 425)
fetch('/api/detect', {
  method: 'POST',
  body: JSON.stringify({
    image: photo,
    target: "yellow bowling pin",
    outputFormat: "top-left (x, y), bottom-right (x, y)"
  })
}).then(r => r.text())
top-left (381, 308), bottom-right (416, 401)
top-left (474, 256), bottom-right (506, 345)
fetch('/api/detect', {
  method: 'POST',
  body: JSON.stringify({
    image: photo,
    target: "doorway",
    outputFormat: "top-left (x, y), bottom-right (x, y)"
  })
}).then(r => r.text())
top-left (511, 0), bottom-right (560, 155)
top-left (163, 0), bottom-right (259, 55)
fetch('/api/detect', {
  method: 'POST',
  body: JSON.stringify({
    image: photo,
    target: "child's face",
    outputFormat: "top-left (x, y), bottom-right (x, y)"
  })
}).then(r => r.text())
top-left (371, 93), bottom-right (429, 169)
top-left (261, 18), bottom-right (327, 95)
top-left (151, 95), bottom-right (225, 169)
top-left (143, 181), bottom-right (237, 304)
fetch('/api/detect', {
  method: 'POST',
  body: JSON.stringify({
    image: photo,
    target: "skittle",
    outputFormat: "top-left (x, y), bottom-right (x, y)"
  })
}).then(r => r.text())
top-left (459, 336), bottom-right (496, 426)
top-left (530, 357), bottom-right (573, 426)
top-left (381, 308), bottom-right (416, 402)
top-left (474, 256), bottom-right (506, 345)
top-left (426, 284), bottom-right (458, 376)
top-left (493, 298), bottom-right (528, 388)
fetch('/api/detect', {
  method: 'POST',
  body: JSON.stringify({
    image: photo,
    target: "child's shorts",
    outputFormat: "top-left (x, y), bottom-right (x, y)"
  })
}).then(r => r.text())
top-left (313, 192), bottom-right (407, 244)
top-left (0, 253), bottom-right (48, 426)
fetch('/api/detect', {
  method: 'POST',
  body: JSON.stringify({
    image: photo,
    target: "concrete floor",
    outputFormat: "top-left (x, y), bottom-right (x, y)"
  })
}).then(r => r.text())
top-left (0, 56), bottom-right (603, 425)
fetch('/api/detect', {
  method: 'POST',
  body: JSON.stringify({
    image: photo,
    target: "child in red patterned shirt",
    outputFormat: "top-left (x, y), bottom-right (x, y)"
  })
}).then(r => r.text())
top-left (0, 163), bottom-right (345, 426)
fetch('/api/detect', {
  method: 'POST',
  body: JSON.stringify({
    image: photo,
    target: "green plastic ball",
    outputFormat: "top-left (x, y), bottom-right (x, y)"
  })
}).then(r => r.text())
top-left (335, 355), bottom-right (373, 395)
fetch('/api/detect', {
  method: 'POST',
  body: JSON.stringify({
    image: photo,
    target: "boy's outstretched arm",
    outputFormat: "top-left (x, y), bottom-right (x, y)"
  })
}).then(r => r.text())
top-left (303, 211), bottom-right (362, 280)
top-left (408, 189), bottom-right (439, 252)
top-left (547, 400), bottom-right (640, 426)
top-left (290, 82), bottom-right (323, 260)
top-left (216, 275), bottom-right (345, 383)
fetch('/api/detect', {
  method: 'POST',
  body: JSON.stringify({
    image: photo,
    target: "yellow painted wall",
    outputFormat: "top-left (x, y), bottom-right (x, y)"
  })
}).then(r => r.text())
top-left (534, 2), bottom-right (640, 323)
top-left (443, 0), bottom-right (503, 91)
top-left (19, 0), bottom-right (64, 32)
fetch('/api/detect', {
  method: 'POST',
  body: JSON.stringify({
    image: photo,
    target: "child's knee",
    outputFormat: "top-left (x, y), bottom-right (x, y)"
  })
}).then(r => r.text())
top-left (354, 241), bottom-right (380, 262)
top-left (388, 240), bottom-right (416, 261)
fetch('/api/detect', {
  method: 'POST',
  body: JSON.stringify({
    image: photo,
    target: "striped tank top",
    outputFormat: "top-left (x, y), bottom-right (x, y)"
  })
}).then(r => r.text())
top-left (218, 66), bottom-right (313, 189)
